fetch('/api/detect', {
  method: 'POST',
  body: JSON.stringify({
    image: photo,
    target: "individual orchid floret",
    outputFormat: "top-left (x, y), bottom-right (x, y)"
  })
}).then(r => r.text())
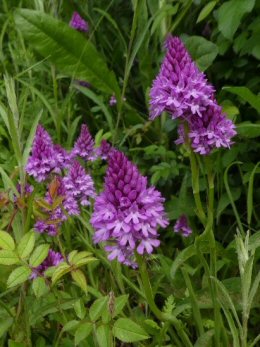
top-left (91, 149), bottom-right (169, 267)
top-left (109, 95), bottom-right (117, 106)
top-left (149, 35), bottom-right (214, 121)
top-left (63, 160), bottom-right (95, 214)
top-left (69, 12), bottom-right (89, 32)
top-left (176, 104), bottom-right (237, 155)
top-left (26, 125), bottom-right (68, 181)
top-left (31, 249), bottom-right (63, 279)
top-left (71, 124), bottom-right (97, 161)
top-left (174, 215), bottom-right (192, 237)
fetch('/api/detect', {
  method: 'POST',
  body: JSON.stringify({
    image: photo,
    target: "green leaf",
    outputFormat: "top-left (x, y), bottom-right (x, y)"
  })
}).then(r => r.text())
top-left (96, 325), bottom-right (110, 347)
top-left (0, 231), bottom-right (15, 251)
top-left (89, 296), bottom-right (108, 322)
top-left (217, 0), bottom-right (256, 40)
top-left (247, 162), bottom-right (260, 225)
top-left (32, 277), bottom-right (49, 298)
top-left (7, 266), bottom-right (32, 288)
top-left (0, 250), bottom-right (20, 265)
top-left (236, 122), bottom-right (260, 138)
top-left (114, 294), bottom-right (129, 316)
top-left (22, 109), bottom-right (43, 166)
top-left (0, 167), bottom-right (18, 195)
top-left (223, 86), bottom-right (260, 113)
top-left (170, 245), bottom-right (195, 279)
top-left (14, 9), bottom-right (120, 97)
top-left (113, 318), bottom-right (149, 343)
top-left (75, 322), bottom-right (92, 346)
top-left (17, 231), bottom-right (35, 259)
top-left (210, 277), bottom-right (242, 332)
top-left (194, 329), bottom-right (214, 346)
top-left (62, 320), bottom-right (80, 332)
top-left (185, 36), bottom-right (218, 71)
top-left (8, 341), bottom-right (26, 347)
top-left (75, 86), bottom-right (114, 131)
top-left (197, 1), bottom-right (217, 23)
top-left (71, 269), bottom-right (87, 292)
top-left (29, 244), bottom-right (50, 267)
top-left (51, 262), bottom-right (71, 284)
top-left (74, 299), bottom-right (86, 320)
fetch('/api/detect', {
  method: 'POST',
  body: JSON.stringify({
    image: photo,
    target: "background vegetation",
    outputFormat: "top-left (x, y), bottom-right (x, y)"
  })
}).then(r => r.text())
top-left (0, 0), bottom-right (259, 346)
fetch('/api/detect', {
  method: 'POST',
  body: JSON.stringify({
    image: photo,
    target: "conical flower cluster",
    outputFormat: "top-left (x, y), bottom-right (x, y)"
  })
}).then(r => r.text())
top-left (27, 125), bottom-right (96, 236)
top-left (69, 12), bottom-right (89, 32)
top-left (71, 124), bottom-right (97, 161)
top-left (91, 150), bottom-right (168, 267)
top-left (26, 125), bottom-right (68, 181)
top-left (149, 36), bottom-right (236, 155)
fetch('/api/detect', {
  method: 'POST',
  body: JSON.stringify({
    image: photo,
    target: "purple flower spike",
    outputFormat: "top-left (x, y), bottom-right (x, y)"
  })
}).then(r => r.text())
top-left (69, 12), bottom-right (89, 32)
top-left (26, 125), bottom-right (63, 182)
top-left (91, 149), bottom-right (168, 267)
top-left (31, 249), bottom-right (63, 279)
top-left (174, 215), bottom-right (192, 237)
top-left (63, 161), bottom-right (95, 214)
top-left (176, 104), bottom-right (237, 155)
top-left (71, 124), bottom-right (96, 161)
top-left (149, 35), bottom-right (236, 154)
top-left (149, 36), bottom-right (214, 121)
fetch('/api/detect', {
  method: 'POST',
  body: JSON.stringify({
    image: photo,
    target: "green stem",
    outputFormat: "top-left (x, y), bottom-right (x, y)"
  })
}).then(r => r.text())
top-left (136, 254), bottom-right (193, 347)
top-left (181, 266), bottom-right (204, 336)
top-left (189, 150), bottom-right (206, 225)
top-left (205, 157), bottom-right (222, 347)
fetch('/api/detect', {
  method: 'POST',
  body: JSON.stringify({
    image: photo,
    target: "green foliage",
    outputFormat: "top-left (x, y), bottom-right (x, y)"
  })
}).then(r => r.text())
top-left (0, 0), bottom-right (259, 346)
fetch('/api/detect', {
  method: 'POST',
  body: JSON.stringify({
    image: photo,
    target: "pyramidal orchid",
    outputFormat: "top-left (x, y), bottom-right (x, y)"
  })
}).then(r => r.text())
top-left (91, 149), bottom-right (168, 267)
top-left (71, 124), bottom-right (97, 161)
top-left (26, 125), bottom-right (68, 182)
top-left (149, 35), bottom-right (236, 155)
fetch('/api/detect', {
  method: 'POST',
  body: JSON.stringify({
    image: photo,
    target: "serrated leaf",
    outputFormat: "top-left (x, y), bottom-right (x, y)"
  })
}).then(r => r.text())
top-left (75, 322), bottom-right (92, 346)
top-left (0, 250), bottom-right (20, 265)
top-left (62, 320), bottom-right (80, 332)
top-left (68, 251), bottom-right (93, 265)
top-left (114, 295), bottom-right (129, 316)
top-left (0, 231), bottom-right (15, 251)
top-left (14, 9), bottom-right (120, 97)
top-left (73, 257), bottom-right (97, 268)
top-left (113, 318), bottom-right (149, 342)
top-left (32, 277), bottom-right (49, 298)
top-left (96, 325), bottom-right (110, 347)
top-left (89, 296), bottom-right (108, 321)
top-left (17, 231), bottom-right (35, 259)
top-left (7, 266), bottom-right (32, 288)
top-left (29, 244), bottom-right (50, 267)
top-left (74, 299), bottom-right (86, 320)
top-left (71, 269), bottom-right (87, 292)
top-left (51, 262), bottom-right (71, 284)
